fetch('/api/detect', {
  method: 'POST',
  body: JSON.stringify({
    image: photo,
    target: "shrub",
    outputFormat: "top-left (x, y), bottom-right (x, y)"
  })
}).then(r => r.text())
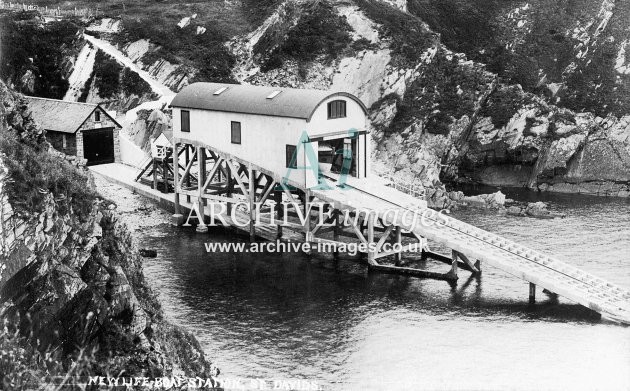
top-left (390, 49), bottom-right (489, 134)
top-left (92, 50), bottom-right (122, 99)
top-left (121, 68), bottom-right (152, 96)
top-left (0, 130), bottom-right (96, 218)
top-left (0, 14), bottom-right (79, 98)
top-left (481, 85), bottom-right (531, 128)
top-left (258, 1), bottom-right (352, 71)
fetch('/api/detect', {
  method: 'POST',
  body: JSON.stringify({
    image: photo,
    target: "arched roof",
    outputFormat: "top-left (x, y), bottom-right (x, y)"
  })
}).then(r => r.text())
top-left (170, 82), bottom-right (367, 122)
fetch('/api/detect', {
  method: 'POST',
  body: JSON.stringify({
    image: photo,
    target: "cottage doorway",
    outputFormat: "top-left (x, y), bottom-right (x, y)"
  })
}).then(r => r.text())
top-left (83, 128), bottom-right (115, 165)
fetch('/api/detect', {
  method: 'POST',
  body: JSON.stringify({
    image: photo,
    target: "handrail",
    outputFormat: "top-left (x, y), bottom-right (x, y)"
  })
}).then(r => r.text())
top-left (377, 172), bottom-right (426, 200)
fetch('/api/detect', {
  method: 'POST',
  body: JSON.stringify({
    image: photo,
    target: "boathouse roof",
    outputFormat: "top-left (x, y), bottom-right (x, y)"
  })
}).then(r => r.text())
top-left (170, 82), bottom-right (367, 121)
top-left (24, 97), bottom-right (121, 133)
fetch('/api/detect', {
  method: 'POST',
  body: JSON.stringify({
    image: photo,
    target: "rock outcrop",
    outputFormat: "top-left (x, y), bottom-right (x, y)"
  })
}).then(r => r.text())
top-left (125, 108), bottom-right (172, 153)
top-left (0, 81), bottom-right (215, 387)
top-left (6, 1), bottom-right (629, 201)
top-left (224, 0), bottom-right (630, 199)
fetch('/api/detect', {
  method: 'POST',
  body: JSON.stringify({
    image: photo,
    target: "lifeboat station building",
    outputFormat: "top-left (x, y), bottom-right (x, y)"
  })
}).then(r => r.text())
top-left (156, 83), bottom-right (630, 324)
top-left (170, 82), bottom-right (370, 189)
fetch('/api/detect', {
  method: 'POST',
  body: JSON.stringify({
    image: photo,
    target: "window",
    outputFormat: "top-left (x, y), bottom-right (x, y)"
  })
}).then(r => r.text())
top-left (62, 134), bottom-right (67, 149)
top-left (181, 110), bottom-right (190, 132)
top-left (266, 90), bottom-right (281, 99)
top-left (231, 121), bottom-right (241, 144)
top-left (327, 100), bottom-right (346, 119)
top-left (94, 110), bottom-right (101, 122)
top-left (286, 145), bottom-right (297, 168)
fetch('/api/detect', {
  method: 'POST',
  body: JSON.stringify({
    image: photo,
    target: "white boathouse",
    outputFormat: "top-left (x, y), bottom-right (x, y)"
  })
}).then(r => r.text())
top-left (170, 82), bottom-right (370, 188)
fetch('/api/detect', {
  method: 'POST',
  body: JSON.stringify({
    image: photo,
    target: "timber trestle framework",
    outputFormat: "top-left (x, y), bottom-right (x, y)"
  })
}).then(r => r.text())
top-left (134, 138), bottom-right (630, 324)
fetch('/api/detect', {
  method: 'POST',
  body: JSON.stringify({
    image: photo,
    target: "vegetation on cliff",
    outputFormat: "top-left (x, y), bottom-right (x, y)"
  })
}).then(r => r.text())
top-left (0, 82), bottom-right (216, 388)
top-left (389, 49), bottom-right (492, 135)
top-left (256, 1), bottom-right (353, 72)
top-left (112, 14), bottom-right (236, 84)
top-left (355, 0), bottom-right (438, 67)
top-left (78, 49), bottom-right (154, 102)
top-left (0, 131), bottom-right (96, 218)
top-left (407, 0), bottom-right (630, 117)
top-left (0, 11), bottom-right (81, 99)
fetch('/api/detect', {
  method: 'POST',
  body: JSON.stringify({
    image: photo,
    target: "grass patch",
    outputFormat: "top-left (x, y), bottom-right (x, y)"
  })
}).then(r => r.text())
top-left (113, 15), bottom-right (235, 83)
top-left (0, 130), bottom-right (96, 219)
top-left (355, 0), bottom-right (438, 67)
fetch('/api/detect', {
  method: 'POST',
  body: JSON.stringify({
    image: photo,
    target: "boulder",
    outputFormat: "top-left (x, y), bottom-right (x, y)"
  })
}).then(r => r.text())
top-left (524, 202), bottom-right (551, 218)
top-left (139, 248), bottom-right (157, 258)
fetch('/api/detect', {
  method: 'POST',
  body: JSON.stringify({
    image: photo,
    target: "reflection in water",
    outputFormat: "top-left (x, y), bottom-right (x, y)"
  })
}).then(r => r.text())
top-left (141, 193), bottom-right (630, 390)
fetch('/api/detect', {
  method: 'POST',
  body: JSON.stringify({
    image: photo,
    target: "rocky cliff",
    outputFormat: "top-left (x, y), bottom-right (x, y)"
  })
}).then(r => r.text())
top-left (0, 81), bottom-right (215, 387)
top-left (223, 0), bottom-right (630, 199)
top-left (4, 1), bottom-right (629, 201)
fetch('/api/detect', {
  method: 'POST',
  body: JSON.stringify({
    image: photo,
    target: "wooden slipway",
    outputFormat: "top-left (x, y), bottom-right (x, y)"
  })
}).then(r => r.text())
top-left (91, 161), bottom-right (630, 325)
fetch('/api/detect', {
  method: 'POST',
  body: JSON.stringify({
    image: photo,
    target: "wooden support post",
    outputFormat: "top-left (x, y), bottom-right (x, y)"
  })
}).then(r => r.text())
top-left (172, 143), bottom-right (183, 226)
top-left (249, 166), bottom-right (256, 242)
top-left (367, 213), bottom-right (376, 266)
top-left (152, 159), bottom-right (158, 190)
top-left (185, 145), bottom-right (191, 203)
top-left (303, 189), bottom-right (312, 253)
top-left (173, 144), bottom-right (180, 213)
top-left (333, 211), bottom-right (340, 260)
top-left (226, 162), bottom-right (233, 215)
top-left (529, 282), bottom-right (536, 304)
top-left (274, 190), bottom-right (283, 239)
top-left (450, 250), bottom-right (459, 279)
top-left (162, 158), bottom-right (168, 193)
top-left (196, 146), bottom-right (207, 233)
top-left (453, 250), bottom-right (480, 274)
top-left (394, 226), bottom-right (402, 266)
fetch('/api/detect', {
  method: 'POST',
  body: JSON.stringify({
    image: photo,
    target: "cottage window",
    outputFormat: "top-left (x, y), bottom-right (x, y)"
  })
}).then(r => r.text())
top-left (231, 121), bottom-right (241, 144)
top-left (181, 110), bottom-right (190, 132)
top-left (327, 100), bottom-right (346, 119)
top-left (94, 110), bottom-right (101, 122)
top-left (286, 145), bottom-right (297, 168)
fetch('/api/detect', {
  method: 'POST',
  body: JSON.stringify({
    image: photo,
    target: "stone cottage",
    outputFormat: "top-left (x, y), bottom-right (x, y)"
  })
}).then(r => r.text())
top-left (25, 97), bottom-right (121, 165)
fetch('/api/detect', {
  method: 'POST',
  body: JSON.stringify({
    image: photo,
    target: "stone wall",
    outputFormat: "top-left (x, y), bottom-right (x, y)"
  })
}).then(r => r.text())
top-left (46, 131), bottom-right (77, 156)
top-left (76, 107), bottom-right (121, 163)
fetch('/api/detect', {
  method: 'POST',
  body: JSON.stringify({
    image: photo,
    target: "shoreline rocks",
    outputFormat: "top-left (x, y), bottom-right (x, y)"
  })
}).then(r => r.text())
top-left (506, 201), bottom-right (564, 219)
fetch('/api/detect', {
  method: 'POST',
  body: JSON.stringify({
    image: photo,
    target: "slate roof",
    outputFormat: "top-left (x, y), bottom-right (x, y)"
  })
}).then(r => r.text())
top-left (170, 82), bottom-right (367, 121)
top-left (24, 97), bottom-right (120, 134)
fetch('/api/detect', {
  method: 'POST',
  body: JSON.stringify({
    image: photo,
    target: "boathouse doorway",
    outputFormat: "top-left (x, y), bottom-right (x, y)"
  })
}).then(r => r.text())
top-left (83, 128), bottom-right (115, 165)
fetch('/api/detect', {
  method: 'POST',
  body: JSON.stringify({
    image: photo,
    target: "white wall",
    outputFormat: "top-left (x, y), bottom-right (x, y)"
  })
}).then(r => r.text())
top-left (119, 132), bottom-right (149, 168)
top-left (306, 96), bottom-right (367, 137)
top-left (172, 96), bottom-right (368, 188)
top-left (173, 108), bottom-right (316, 187)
